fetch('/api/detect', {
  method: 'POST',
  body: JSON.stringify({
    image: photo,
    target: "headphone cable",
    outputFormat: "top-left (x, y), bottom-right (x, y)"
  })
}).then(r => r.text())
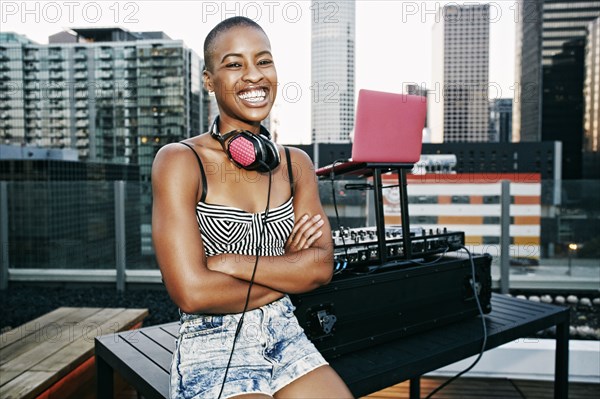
top-left (217, 162), bottom-right (273, 399)
top-left (424, 245), bottom-right (488, 398)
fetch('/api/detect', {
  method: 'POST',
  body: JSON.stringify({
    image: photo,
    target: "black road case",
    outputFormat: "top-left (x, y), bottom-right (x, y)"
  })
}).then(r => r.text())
top-left (291, 253), bottom-right (492, 359)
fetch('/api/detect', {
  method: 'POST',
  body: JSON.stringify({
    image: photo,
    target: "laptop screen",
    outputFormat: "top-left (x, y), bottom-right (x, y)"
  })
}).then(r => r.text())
top-left (351, 89), bottom-right (426, 163)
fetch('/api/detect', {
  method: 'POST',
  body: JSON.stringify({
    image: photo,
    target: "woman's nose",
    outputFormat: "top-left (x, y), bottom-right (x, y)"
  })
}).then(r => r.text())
top-left (242, 63), bottom-right (263, 82)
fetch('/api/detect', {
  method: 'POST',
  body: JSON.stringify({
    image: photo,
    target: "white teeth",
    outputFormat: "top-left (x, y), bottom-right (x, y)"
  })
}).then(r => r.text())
top-left (238, 89), bottom-right (266, 102)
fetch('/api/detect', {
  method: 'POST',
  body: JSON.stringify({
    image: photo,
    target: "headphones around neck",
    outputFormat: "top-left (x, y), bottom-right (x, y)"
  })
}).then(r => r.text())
top-left (210, 116), bottom-right (280, 173)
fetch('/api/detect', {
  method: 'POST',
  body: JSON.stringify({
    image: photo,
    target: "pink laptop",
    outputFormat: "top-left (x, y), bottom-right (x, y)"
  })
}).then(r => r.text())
top-left (316, 89), bottom-right (426, 175)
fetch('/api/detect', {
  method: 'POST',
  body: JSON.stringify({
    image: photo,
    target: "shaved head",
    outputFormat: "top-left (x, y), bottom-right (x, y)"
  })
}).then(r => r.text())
top-left (203, 16), bottom-right (268, 72)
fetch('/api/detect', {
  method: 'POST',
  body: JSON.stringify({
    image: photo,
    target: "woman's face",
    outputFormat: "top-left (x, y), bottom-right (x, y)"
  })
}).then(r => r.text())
top-left (204, 26), bottom-right (277, 130)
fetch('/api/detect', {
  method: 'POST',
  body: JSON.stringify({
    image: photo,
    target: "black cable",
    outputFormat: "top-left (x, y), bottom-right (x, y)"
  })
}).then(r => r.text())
top-left (344, 183), bottom-right (400, 191)
top-left (344, 183), bottom-right (373, 191)
top-left (330, 159), bottom-right (350, 275)
top-left (381, 184), bottom-right (402, 190)
top-left (217, 162), bottom-right (273, 399)
top-left (424, 245), bottom-right (488, 398)
top-left (408, 247), bottom-right (450, 266)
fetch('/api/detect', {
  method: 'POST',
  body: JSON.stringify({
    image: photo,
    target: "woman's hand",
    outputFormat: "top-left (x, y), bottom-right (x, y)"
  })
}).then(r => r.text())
top-left (285, 213), bottom-right (325, 253)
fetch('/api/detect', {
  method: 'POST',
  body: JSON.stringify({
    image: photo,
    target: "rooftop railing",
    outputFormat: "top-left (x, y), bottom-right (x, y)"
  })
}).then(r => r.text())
top-left (0, 178), bottom-right (598, 292)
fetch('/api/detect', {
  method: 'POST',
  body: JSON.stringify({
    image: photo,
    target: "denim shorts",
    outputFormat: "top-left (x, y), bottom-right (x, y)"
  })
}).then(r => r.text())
top-left (169, 295), bottom-right (329, 399)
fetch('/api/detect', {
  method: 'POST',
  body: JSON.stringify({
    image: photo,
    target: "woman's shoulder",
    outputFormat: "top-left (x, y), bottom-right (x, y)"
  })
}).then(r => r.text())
top-left (152, 137), bottom-right (209, 178)
top-left (281, 145), bottom-right (314, 166)
top-left (153, 142), bottom-right (192, 170)
top-left (154, 135), bottom-right (213, 163)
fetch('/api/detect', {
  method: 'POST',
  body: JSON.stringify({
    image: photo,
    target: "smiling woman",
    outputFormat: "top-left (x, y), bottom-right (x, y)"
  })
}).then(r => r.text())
top-left (151, 16), bottom-right (352, 399)
top-left (203, 18), bottom-right (277, 126)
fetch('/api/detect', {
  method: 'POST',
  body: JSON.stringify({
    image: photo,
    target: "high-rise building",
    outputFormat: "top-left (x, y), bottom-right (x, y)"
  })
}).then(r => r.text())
top-left (512, 0), bottom-right (543, 142)
top-left (543, 38), bottom-right (586, 179)
top-left (539, 2), bottom-right (600, 64)
top-left (0, 28), bottom-right (205, 182)
top-left (513, 1), bottom-right (600, 178)
top-left (584, 16), bottom-right (600, 177)
top-left (430, 4), bottom-right (490, 143)
top-left (311, 0), bottom-right (355, 143)
top-left (514, 0), bottom-right (600, 141)
top-left (490, 99), bottom-right (513, 143)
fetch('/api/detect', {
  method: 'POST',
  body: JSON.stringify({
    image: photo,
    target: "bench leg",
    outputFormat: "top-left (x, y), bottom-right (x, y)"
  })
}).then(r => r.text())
top-left (409, 377), bottom-right (420, 399)
top-left (554, 319), bottom-right (569, 399)
top-left (96, 355), bottom-right (114, 399)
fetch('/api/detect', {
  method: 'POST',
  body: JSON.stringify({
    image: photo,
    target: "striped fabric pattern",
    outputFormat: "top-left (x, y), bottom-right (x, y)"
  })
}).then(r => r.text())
top-left (195, 197), bottom-right (295, 257)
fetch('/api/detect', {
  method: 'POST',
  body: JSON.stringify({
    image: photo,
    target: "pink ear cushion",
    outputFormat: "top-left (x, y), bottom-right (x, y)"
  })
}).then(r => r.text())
top-left (229, 136), bottom-right (257, 167)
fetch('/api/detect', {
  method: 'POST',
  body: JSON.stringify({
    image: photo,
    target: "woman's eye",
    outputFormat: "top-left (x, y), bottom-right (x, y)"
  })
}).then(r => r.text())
top-left (226, 62), bottom-right (242, 68)
top-left (258, 59), bottom-right (273, 66)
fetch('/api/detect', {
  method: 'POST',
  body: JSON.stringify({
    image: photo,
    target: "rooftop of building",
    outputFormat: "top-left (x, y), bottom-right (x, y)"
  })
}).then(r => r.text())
top-left (0, 32), bottom-right (37, 45)
top-left (50, 27), bottom-right (172, 44)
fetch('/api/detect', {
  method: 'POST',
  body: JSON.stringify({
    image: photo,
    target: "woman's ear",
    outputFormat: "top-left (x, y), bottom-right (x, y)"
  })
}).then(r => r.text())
top-left (203, 70), bottom-right (214, 94)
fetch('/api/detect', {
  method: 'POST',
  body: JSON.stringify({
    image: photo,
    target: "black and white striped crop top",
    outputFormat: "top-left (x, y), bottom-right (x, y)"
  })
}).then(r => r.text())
top-left (180, 142), bottom-right (295, 257)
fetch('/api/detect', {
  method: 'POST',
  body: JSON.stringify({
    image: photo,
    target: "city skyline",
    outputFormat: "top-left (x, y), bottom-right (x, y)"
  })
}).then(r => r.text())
top-left (2, 0), bottom-right (517, 144)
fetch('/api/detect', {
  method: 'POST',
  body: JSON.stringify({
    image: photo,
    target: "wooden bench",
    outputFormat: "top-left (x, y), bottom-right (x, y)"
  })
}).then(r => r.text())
top-left (95, 294), bottom-right (571, 399)
top-left (1, 307), bottom-right (148, 399)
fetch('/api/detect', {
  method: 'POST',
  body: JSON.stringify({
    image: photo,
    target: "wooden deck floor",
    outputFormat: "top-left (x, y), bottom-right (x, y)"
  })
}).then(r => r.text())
top-left (102, 375), bottom-right (600, 399)
top-left (364, 377), bottom-right (600, 399)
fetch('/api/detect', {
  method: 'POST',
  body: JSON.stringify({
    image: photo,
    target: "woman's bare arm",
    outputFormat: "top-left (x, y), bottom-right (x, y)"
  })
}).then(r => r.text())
top-left (151, 143), bottom-right (283, 314)
top-left (207, 147), bottom-right (333, 294)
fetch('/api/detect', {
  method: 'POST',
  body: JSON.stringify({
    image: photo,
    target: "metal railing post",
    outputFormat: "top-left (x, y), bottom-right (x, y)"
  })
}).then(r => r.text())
top-left (500, 180), bottom-right (511, 294)
top-left (1, 182), bottom-right (9, 290)
top-left (115, 181), bottom-right (126, 292)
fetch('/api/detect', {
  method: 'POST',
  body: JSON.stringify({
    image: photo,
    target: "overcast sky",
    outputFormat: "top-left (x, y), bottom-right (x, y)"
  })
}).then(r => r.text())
top-left (2, 0), bottom-right (517, 143)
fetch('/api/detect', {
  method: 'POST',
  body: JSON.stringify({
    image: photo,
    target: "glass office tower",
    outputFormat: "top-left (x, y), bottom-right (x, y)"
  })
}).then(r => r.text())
top-left (513, 1), bottom-right (600, 178)
top-left (311, 0), bottom-right (355, 143)
top-left (0, 28), bottom-right (204, 182)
